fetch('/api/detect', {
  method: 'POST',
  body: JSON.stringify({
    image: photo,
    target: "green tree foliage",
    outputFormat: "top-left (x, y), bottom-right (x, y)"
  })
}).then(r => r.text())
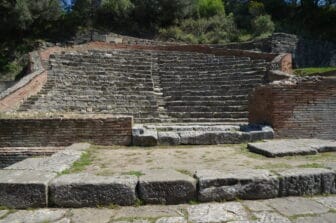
top-left (252, 14), bottom-right (275, 37)
top-left (132, 0), bottom-right (195, 28)
top-left (197, 0), bottom-right (225, 18)
top-left (248, 1), bottom-right (265, 17)
top-left (159, 14), bottom-right (238, 44)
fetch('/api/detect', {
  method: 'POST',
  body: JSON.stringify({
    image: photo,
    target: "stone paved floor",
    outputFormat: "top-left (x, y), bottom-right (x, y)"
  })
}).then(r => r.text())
top-left (1, 196), bottom-right (336, 223)
top-left (84, 144), bottom-right (336, 176)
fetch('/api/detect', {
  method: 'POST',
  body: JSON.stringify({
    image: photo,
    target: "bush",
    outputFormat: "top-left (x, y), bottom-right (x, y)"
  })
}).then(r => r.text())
top-left (197, 0), bottom-right (225, 18)
top-left (248, 1), bottom-right (265, 17)
top-left (159, 14), bottom-right (238, 44)
top-left (252, 14), bottom-right (275, 37)
top-left (100, 0), bottom-right (134, 18)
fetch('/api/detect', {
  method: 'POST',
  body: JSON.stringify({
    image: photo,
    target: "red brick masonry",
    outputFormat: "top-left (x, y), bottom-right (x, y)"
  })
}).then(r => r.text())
top-left (249, 77), bottom-right (336, 139)
top-left (0, 115), bottom-right (132, 147)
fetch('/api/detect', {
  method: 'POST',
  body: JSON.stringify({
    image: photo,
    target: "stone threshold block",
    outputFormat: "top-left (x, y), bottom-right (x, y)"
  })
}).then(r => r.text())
top-left (138, 169), bottom-right (197, 205)
top-left (248, 139), bottom-right (336, 157)
top-left (0, 170), bottom-right (57, 208)
top-left (195, 169), bottom-right (279, 202)
top-left (6, 143), bottom-right (90, 173)
top-left (49, 173), bottom-right (138, 207)
top-left (276, 168), bottom-right (336, 196)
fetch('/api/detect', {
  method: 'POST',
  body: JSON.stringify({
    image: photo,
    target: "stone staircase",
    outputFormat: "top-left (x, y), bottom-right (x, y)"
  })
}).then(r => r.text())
top-left (19, 49), bottom-right (269, 123)
top-left (157, 52), bottom-right (267, 123)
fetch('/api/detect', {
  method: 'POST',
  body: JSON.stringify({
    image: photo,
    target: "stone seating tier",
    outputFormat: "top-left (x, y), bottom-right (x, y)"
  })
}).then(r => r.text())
top-left (19, 49), bottom-right (269, 123)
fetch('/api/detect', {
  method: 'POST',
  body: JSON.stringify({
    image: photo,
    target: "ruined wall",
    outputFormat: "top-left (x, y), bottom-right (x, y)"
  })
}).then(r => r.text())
top-left (0, 115), bottom-right (132, 147)
top-left (249, 77), bottom-right (336, 139)
top-left (220, 33), bottom-right (336, 68)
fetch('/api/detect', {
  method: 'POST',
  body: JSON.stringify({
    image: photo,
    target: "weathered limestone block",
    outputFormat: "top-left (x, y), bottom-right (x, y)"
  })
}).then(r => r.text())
top-left (138, 169), bottom-right (196, 205)
top-left (49, 173), bottom-right (138, 207)
top-left (187, 202), bottom-right (249, 223)
top-left (0, 170), bottom-right (56, 208)
top-left (277, 168), bottom-right (336, 196)
top-left (157, 132), bottom-right (180, 145)
top-left (0, 209), bottom-right (67, 223)
top-left (196, 169), bottom-right (279, 202)
top-left (132, 127), bottom-right (158, 146)
top-left (179, 131), bottom-right (247, 145)
top-left (248, 139), bottom-right (336, 157)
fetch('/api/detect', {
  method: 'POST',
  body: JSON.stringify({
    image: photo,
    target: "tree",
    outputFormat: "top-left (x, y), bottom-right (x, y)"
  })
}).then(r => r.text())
top-left (197, 0), bottom-right (225, 18)
top-left (252, 14), bottom-right (275, 37)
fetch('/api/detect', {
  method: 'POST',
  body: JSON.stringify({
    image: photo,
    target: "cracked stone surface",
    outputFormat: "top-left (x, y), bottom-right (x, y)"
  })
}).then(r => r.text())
top-left (248, 139), bottom-right (336, 157)
top-left (265, 197), bottom-right (330, 216)
top-left (242, 200), bottom-right (274, 212)
top-left (113, 205), bottom-right (185, 219)
top-left (294, 212), bottom-right (336, 223)
top-left (0, 196), bottom-right (336, 222)
top-left (187, 202), bottom-right (249, 223)
top-left (253, 211), bottom-right (291, 223)
top-left (0, 209), bottom-right (67, 223)
top-left (70, 208), bottom-right (115, 223)
top-left (312, 196), bottom-right (336, 209)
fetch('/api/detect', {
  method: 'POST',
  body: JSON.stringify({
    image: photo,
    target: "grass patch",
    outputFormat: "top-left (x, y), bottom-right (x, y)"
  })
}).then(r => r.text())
top-left (255, 162), bottom-right (293, 169)
top-left (59, 150), bottom-right (94, 175)
top-left (122, 171), bottom-right (145, 177)
top-left (294, 67), bottom-right (336, 76)
top-left (176, 169), bottom-right (193, 177)
top-left (297, 163), bottom-right (325, 168)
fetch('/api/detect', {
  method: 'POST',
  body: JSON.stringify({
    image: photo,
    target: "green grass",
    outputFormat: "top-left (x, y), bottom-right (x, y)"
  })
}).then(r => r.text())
top-left (122, 171), bottom-right (145, 177)
top-left (59, 151), bottom-right (93, 175)
top-left (297, 163), bottom-right (325, 168)
top-left (294, 67), bottom-right (336, 76)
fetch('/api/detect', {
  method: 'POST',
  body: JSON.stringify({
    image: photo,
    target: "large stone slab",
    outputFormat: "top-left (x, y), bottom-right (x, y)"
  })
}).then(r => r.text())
top-left (70, 208), bottom-right (115, 223)
top-left (187, 202), bottom-right (249, 223)
top-left (196, 169), bottom-right (279, 202)
top-left (49, 173), bottom-right (138, 207)
top-left (138, 169), bottom-right (196, 205)
top-left (5, 143), bottom-right (90, 173)
top-left (132, 127), bottom-right (158, 146)
top-left (248, 139), bottom-right (336, 157)
top-left (312, 196), bottom-right (336, 209)
top-left (0, 209), bottom-right (67, 223)
top-left (158, 132), bottom-right (181, 145)
top-left (0, 170), bottom-right (56, 208)
top-left (253, 211), bottom-right (291, 223)
top-left (294, 213), bottom-right (336, 223)
top-left (265, 197), bottom-right (330, 216)
top-left (276, 168), bottom-right (336, 196)
top-left (179, 131), bottom-right (249, 145)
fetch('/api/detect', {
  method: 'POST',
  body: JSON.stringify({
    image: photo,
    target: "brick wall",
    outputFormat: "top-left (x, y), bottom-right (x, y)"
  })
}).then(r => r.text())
top-left (249, 77), bottom-right (336, 139)
top-left (0, 115), bottom-right (132, 147)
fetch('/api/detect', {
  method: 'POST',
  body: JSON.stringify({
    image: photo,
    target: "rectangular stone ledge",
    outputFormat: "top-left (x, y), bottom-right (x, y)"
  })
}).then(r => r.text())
top-left (276, 168), bottom-right (336, 197)
top-left (5, 143), bottom-right (90, 173)
top-left (48, 173), bottom-right (138, 207)
top-left (138, 169), bottom-right (197, 205)
top-left (195, 169), bottom-right (279, 202)
top-left (0, 170), bottom-right (57, 209)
